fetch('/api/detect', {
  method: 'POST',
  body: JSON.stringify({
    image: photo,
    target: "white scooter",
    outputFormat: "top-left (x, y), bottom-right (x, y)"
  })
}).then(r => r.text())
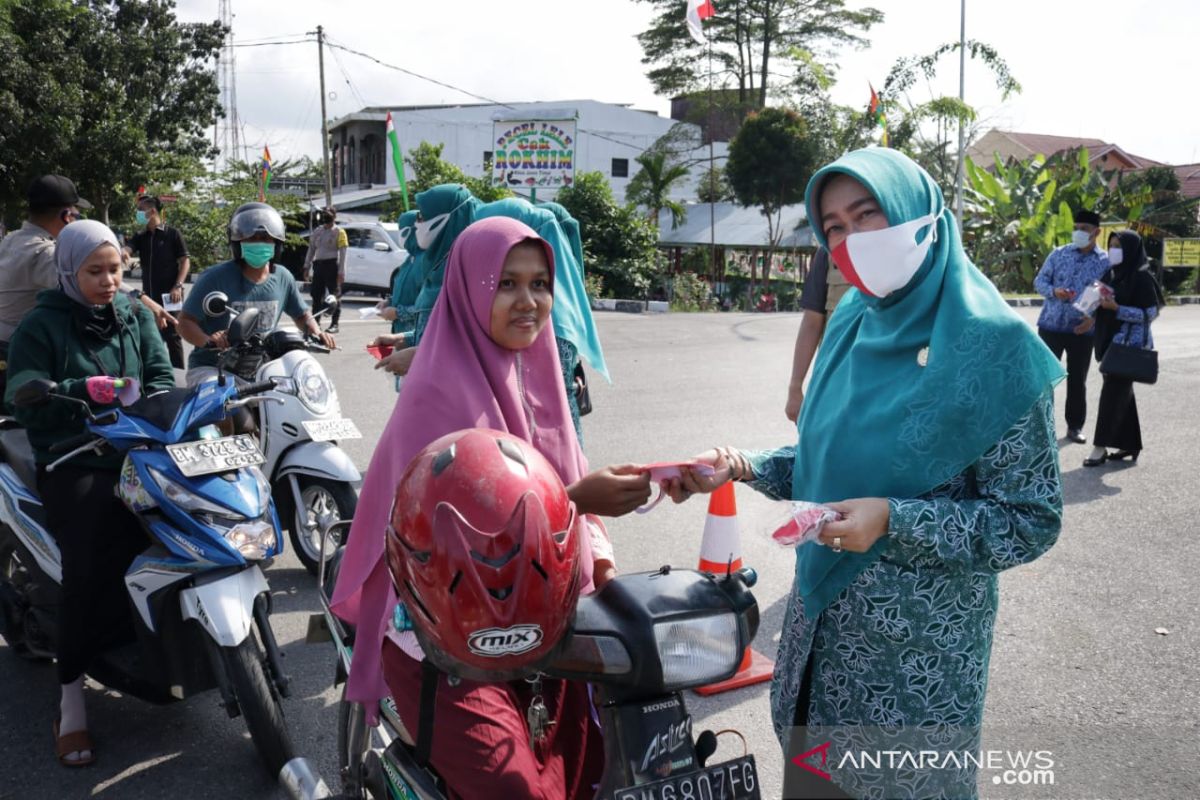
top-left (203, 293), bottom-right (362, 575)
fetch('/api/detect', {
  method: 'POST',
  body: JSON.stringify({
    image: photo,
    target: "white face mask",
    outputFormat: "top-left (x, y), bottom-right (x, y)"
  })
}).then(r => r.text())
top-left (415, 213), bottom-right (451, 250)
top-left (1072, 229), bottom-right (1092, 249)
top-left (829, 210), bottom-right (941, 298)
top-left (397, 226), bottom-right (412, 249)
top-left (1107, 246), bottom-right (1123, 266)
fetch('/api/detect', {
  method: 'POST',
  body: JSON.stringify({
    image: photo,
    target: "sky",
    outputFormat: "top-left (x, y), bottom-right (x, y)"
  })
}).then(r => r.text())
top-left (175, 0), bottom-right (1200, 168)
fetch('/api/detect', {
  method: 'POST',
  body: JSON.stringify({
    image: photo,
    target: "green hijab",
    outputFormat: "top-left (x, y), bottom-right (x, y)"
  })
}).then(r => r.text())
top-left (792, 148), bottom-right (1064, 615)
top-left (412, 184), bottom-right (481, 343)
top-left (390, 210), bottom-right (423, 334)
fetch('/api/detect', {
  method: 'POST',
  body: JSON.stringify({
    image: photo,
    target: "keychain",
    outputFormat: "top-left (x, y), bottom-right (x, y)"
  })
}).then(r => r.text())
top-left (525, 674), bottom-right (554, 745)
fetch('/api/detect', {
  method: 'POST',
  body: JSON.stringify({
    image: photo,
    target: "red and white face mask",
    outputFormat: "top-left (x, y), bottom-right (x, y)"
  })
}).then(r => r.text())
top-left (830, 210), bottom-right (942, 298)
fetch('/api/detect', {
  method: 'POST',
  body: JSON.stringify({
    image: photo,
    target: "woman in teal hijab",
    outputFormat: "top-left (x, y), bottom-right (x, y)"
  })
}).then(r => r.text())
top-left (410, 184), bottom-right (481, 346)
top-left (379, 209), bottom-right (423, 338)
top-left (670, 149), bottom-right (1065, 799)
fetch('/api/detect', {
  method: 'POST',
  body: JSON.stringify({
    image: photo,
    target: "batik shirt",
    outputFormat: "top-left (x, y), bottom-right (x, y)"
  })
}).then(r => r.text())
top-left (741, 392), bottom-right (1062, 799)
top-left (1033, 245), bottom-right (1109, 334)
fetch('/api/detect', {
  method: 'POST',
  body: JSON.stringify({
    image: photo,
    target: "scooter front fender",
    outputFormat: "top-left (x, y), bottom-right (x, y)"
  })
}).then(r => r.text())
top-left (180, 567), bottom-right (269, 647)
top-left (276, 441), bottom-right (361, 483)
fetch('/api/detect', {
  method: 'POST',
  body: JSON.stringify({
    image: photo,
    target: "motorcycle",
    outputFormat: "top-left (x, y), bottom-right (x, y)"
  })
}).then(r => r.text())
top-left (0, 336), bottom-right (295, 776)
top-left (290, 529), bottom-right (763, 800)
top-left (201, 292), bottom-right (362, 576)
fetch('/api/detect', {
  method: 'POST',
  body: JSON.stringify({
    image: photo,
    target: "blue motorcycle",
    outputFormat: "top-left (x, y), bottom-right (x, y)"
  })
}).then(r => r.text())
top-left (0, 347), bottom-right (296, 776)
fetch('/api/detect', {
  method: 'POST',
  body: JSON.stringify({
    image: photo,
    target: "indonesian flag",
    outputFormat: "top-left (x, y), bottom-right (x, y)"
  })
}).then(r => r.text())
top-left (686, 0), bottom-right (716, 45)
top-left (386, 111), bottom-right (411, 212)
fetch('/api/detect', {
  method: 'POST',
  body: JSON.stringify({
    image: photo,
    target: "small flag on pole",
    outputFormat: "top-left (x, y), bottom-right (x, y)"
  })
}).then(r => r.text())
top-left (386, 112), bottom-right (411, 212)
top-left (259, 146), bottom-right (273, 201)
top-left (868, 84), bottom-right (888, 148)
top-left (686, 0), bottom-right (716, 45)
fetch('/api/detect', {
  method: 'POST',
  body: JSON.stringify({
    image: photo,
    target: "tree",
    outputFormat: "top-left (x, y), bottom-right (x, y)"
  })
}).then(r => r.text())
top-left (726, 107), bottom-right (820, 257)
top-left (557, 172), bottom-right (660, 298)
top-left (626, 150), bottom-right (691, 228)
top-left (635, 0), bottom-right (883, 108)
top-left (879, 40), bottom-right (1021, 203)
top-left (0, 0), bottom-right (226, 225)
top-left (697, 166), bottom-right (734, 203)
top-left (378, 141), bottom-right (511, 220)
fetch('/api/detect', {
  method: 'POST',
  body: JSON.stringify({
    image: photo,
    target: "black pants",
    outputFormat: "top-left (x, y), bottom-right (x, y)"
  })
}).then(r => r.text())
top-left (311, 258), bottom-right (341, 327)
top-left (1092, 375), bottom-right (1142, 453)
top-left (37, 465), bottom-right (146, 685)
top-left (1038, 329), bottom-right (1094, 430)
top-left (0, 340), bottom-right (8, 410)
top-left (159, 321), bottom-right (184, 369)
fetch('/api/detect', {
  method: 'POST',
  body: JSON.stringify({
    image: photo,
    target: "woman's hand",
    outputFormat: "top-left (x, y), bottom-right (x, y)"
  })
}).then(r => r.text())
top-left (592, 558), bottom-right (617, 590)
top-left (818, 498), bottom-right (890, 553)
top-left (567, 465), bottom-right (651, 517)
top-left (785, 385), bottom-right (804, 423)
top-left (379, 306), bottom-right (399, 322)
top-left (370, 333), bottom-right (404, 348)
top-left (375, 346), bottom-right (416, 376)
top-left (662, 448), bottom-right (736, 503)
top-left (1099, 295), bottom-right (1118, 311)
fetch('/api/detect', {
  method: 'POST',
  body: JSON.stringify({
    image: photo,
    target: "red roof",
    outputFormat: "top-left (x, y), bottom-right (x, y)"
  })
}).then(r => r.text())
top-left (986, 130), bottom-right (1160, 169)
top-left (1172, 164), bottom-right (1200, 199)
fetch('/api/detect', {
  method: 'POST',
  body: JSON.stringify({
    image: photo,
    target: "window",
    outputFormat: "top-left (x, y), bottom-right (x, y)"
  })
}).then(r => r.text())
top-left (611, 158), bottom-right (629, 178)
top-left (482, 151), bottom-right (494, 167)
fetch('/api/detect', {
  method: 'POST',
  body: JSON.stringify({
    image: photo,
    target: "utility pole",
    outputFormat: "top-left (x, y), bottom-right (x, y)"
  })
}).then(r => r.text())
top-left (315, 25), bottom-right (333, 207)
top-left (955, 0), bottom-right (967, 231)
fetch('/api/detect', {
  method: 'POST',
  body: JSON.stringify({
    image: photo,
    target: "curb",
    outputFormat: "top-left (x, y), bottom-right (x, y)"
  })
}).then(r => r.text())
top-left (1005, 296), bottom-right (1200, 308)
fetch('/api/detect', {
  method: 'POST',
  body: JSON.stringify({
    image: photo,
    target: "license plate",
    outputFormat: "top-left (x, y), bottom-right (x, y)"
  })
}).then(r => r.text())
top-left (301, 418), bottom-right (362, 442)
top-left (166, 434), bottom-right (265, 477)
top-left (613, 755), bottom-right (760, 800)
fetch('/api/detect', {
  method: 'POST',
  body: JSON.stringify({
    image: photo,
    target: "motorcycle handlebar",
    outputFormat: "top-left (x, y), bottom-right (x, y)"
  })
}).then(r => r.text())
top-left (236, 379), bottom-right (278, 398)
top-left (49, 431), bottom-right (100, 454)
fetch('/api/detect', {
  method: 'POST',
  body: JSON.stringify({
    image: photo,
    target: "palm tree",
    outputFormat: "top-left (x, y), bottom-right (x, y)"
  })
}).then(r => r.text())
top-left (625, 151), bottom-right (690, 229)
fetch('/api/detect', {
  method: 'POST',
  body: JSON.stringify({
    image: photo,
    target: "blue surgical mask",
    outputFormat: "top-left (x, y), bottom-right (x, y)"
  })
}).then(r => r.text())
top-left (1072, 230), bottom-right (1092, 249)
top-left (241, 242), bottom-right (275, 268)
top-left (136, 210), bottom-right (148, 226)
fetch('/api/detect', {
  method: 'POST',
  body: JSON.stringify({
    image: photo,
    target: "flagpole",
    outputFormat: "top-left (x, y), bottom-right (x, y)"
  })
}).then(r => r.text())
top-left (955, 0), bottom-right (966, 231)
top-left (707, 36), bottom-right (716, 280)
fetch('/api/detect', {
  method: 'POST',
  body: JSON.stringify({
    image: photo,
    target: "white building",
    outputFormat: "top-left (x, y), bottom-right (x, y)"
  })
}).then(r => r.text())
top-left (327, 99), bottom-right (729, 205)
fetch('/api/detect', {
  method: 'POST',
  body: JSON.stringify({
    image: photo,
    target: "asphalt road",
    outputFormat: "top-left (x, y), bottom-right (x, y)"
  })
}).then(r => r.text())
top-left (2, 301), bottom-right (1197, 799)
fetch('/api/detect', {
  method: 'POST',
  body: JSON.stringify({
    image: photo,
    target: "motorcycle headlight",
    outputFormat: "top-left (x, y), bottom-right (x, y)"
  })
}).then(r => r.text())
top-left (223, 520), bottom-right (276, 560)
top-left (654, 613), bottom-right (741, 690)
top-left (148, 467), bottom-right (246, 519)
top-left (294, 360), bottom-right (332, 414)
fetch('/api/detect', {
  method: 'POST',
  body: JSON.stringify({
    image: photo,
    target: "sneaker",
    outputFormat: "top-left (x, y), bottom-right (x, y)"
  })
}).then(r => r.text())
top-left (327, 324), bottom-right (339, 334)
top-left (1066, 428), bottom-right (1086, 444)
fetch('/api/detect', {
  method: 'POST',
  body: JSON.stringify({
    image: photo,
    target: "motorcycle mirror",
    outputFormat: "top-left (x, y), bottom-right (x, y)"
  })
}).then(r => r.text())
top-left (11, 378), bottom-right (57, 408)
top-left (203, 291), bottom-right (229, 317)
top-left (228, 306), bottom-right (261, 345)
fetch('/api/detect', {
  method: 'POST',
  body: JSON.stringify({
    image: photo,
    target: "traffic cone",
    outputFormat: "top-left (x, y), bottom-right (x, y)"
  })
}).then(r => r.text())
top-left (694, 482), bottom-right (774, 695)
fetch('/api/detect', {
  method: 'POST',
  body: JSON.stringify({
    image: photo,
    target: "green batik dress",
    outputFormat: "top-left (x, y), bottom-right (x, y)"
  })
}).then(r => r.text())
top-left (556, 336), bottom-right (583, 445)
top-left (742, 392), bottom-right (1062, 799)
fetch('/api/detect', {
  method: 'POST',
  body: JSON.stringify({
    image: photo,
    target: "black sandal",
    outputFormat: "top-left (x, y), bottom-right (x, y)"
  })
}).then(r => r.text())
top-left (1082, 453), bottom-right (1108, 467)
top-left (1109, 450), bottom-right (1139, 463)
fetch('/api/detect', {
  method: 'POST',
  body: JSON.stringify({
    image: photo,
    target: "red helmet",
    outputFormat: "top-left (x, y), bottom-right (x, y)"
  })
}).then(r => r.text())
top-left (386, 428), bottom-right (583, 682)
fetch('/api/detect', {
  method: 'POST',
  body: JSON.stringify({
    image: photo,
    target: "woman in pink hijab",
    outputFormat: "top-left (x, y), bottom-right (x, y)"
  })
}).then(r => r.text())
top-left (332, 217), bottom-right (650, 799)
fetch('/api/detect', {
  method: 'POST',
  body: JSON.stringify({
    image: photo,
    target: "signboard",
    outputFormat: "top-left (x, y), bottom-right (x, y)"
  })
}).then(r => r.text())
top-left (492, 119), bottom-right (576, 190)
top-left (1162, 238), bottom-right (1200, 268)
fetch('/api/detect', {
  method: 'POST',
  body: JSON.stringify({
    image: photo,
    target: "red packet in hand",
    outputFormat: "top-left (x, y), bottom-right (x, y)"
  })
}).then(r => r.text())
top-left (366, 344), bottom-right (394, 360)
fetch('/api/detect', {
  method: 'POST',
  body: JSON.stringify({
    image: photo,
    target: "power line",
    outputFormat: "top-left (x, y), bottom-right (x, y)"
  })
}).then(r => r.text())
top-left (229, 39), bottom-right (312, 49)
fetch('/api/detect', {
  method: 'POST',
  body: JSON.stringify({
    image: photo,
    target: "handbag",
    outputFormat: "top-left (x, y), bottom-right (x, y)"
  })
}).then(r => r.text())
top-left (572, 361), bottom-right (593, 416)
top-left (1099, 308), bottom-right (1158, 384)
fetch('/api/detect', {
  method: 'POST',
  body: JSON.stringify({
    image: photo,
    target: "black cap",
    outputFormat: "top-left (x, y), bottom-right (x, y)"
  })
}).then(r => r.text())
top-left (27, 175), bottom-right (92, 212)
top-left (1073, 209), bottom-right (1100, 227)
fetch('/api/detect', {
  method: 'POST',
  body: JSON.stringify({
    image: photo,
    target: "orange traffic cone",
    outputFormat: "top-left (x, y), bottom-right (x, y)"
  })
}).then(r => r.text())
top-left (695, 482), bottom-right (774, 695)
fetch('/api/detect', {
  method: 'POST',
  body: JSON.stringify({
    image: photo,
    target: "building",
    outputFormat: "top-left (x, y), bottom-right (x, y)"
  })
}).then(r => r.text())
top-left (967, 129), bottom-right (1163, 171)
top-left (327, 99), bottom-right (729, 205)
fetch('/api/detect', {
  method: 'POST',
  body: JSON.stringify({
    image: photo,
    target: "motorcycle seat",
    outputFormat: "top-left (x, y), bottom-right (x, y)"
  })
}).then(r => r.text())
top-left (0, 428), bottom-right (39, 493)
